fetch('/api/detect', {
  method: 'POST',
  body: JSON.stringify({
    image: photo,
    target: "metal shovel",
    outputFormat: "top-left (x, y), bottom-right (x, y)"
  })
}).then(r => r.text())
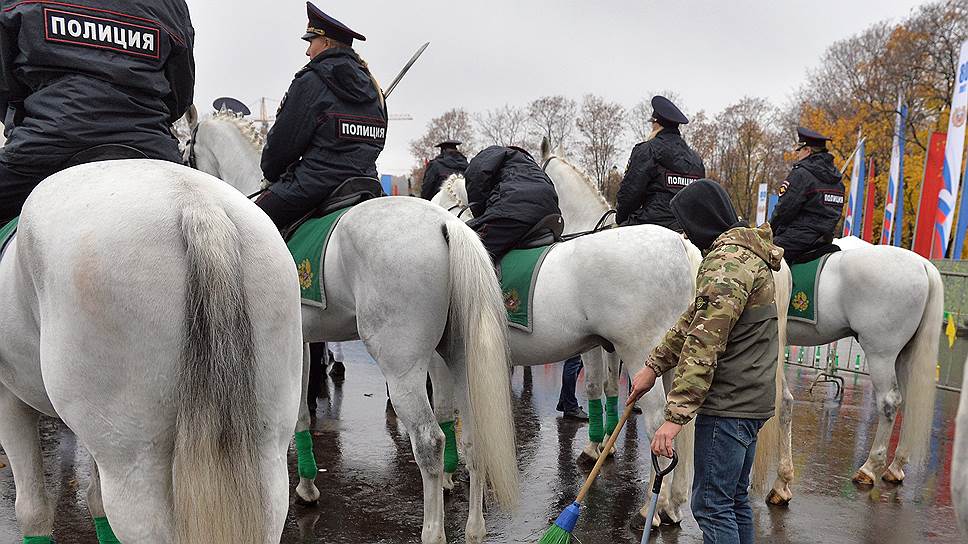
top-left (640, 450), bottom-right (679, 543)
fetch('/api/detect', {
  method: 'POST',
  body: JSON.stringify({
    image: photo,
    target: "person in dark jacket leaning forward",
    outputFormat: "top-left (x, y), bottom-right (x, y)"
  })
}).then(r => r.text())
top-left (256, 2), bottom-right (387, 231)
top-left (420, 140), bottom-right (468, 200)
top-left (628, 180), bottom-right (783, 544)
top-left (769, 127), bottom-right (846, 265)
top-left (615, 95), bottom-right (706, 230)
top-left (0, 0), bottom-right (195, 223)
top-left (465, 145), bottom-right (561, 263)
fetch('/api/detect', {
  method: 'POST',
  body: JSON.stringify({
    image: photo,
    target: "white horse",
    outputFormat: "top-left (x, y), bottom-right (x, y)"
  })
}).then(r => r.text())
top-left (523, 145), bottom-right (944, 509)
top-left (0, 160), bottom-right (303, 542)
top-left (187, 112), bottom-right (520, 544)
top-left (430, 142), bottom-right (704, 530)
top-left (954, 356), bottom-right (968, 539)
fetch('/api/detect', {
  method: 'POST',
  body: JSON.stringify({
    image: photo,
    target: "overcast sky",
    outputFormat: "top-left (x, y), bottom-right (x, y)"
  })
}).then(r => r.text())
top-left (190, 0), bottom-right (930, 176)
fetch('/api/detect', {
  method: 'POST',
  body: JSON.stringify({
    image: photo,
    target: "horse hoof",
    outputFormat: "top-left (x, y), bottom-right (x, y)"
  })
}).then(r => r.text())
top-left (852, 469), bottom-right (875, 486)
top-left (294, 494), bottom-right (319, 507)
top-left (766, 489), bottom-right (791, 506)
top-left (628, 513), bottom-right (649, 535)
top-left (598, 444), bottom-right (616, 458)
top-left (882, 467), bottom-right (905, 484)
top-left (658, 510), bottom-right (681, 526)
top-left (577, 449), bottom-right (599, 467)
top-left (442, 472), bottom-right (456, 491)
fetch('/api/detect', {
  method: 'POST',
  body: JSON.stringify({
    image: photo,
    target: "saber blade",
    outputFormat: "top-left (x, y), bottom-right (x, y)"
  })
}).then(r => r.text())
top-left (384, 42), bottom-right (430, 99)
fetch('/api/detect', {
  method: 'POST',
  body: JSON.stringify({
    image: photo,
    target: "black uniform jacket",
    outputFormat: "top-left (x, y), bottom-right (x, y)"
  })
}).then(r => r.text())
top-left (0, 0), bottom-right (194, 168)
top-left (616, 127), bottom-right (706, 230)
top-left (262, 47), bottom-right (387, 206)
top-left (465, 146), bottom-right (560, 229)
top-left (770, 152), bottom-right (845, 240)
top-left (420, 150), bottom-right (467, 200)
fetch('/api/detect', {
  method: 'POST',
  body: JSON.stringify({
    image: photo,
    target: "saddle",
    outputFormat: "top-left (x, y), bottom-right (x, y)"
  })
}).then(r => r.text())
top-left (514, 214), bottom-right (564, 249)
top-left (64, 144), bottom-right (148, 169)
top-left (282, 177), bottom-right (385, 240)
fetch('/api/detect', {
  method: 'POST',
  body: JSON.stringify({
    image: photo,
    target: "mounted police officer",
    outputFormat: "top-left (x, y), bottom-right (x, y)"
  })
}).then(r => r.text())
top-left (0, 0), bottom-right (194, 223)
top-left (420, 140), bottom-right (467, 200)
top-left (616, 96), bottom-right (706, 231)
top-left (770, 127), bottom-right (845, 265)
top-left (465, 145), bottom-right (561, 263)
top-left (256, 2), bottom-right (387, 231)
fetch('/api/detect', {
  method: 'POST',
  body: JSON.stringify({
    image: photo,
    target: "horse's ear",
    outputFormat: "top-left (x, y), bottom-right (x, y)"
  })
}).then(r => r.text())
top-left (185, 104), bottom-right (199, 130)
top-left (555, 143), bottom-right (565, 157)
top-left (540, 136), bottom-right (552, 160)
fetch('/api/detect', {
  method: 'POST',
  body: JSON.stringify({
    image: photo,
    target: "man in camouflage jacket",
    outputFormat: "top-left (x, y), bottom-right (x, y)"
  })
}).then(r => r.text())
top-left (628, 179), bottom-right (783, 544)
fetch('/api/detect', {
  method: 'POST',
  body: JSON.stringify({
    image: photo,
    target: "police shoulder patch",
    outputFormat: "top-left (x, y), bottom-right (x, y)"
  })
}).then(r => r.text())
top-left (43, 7), bottom-right (161, 60)
top-left (778, 180), bottom-right (789, 196)
top-left (695, 295), bottom-right (710, 311)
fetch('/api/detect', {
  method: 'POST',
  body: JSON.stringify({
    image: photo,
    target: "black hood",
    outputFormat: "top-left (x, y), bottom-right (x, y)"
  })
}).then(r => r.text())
top-left (310, 48), bottom-right (379, 104)
top-left (671, 179), bottom-right (747, 251)
top-left (437, 150), bottom-right (468, 170)
top-left (797, 152), bottom-right (842, 185)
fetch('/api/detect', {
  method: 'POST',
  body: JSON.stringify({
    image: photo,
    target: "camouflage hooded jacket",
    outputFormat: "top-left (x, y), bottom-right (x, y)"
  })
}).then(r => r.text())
top-left (646, 225), bottom-right (784, 425)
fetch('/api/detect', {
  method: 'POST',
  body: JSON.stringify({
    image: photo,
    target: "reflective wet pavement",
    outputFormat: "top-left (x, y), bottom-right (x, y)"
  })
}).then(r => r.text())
top-left (0, 341), bottom-right (961, 543)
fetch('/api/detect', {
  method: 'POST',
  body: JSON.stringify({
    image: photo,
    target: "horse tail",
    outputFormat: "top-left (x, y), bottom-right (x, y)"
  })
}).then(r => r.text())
top-left (896, 260), bottom-right (944, 468)
top-left (753, 260), bottom-right (792, 495)
top-left (172, 193), bottom-right (266, 543)
top-left (442, 220), bottom-right (519, 510)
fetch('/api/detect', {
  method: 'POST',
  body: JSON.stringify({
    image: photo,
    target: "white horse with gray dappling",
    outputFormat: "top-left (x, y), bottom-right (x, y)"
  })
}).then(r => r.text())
top-left (186, 110), bottom-right (519, 543)
top-left (954, 356), bottom-right (968, 539)
top-left (496, 142), bottom-right (943, 510)
top-left (430, 138), bottom-right (704, 528)
top-left (0, 159), bottom-right (304, 542)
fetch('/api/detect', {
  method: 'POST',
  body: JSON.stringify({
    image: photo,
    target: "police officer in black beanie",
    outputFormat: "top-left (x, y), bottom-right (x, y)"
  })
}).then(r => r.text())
top-left (616, 96), bottom-right (706, 231)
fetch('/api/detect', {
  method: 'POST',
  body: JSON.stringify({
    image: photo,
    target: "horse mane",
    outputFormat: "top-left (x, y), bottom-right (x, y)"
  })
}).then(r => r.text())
top-left (548, 154), bottom-right (611, 209)
top-left (209, 110), bottom-right (265, 150)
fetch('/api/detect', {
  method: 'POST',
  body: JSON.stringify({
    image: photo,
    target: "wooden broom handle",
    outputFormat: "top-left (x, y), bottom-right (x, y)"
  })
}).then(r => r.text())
top-left (575, 402), bottom-right (637, 503)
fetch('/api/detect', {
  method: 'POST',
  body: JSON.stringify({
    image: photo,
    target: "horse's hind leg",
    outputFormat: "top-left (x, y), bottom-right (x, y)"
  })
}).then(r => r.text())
top-left (768, 374), bottom-right (796, 505)
top-left (294, 343), bottom-right (321, 505)
top-left (382, 352), bottom-right (446, 544)
top-left (0, 386), bottom-right (53, 542)
top-left (852, 351), bottom-right (904, 485)
top-left (87, 458), bottom-right (121, 543)
top-left (445, 350), bottom-right (487, 544)
top-left (94, 451), bottom-right (175, 542)
top-left (578, 348), bottom-right (607, 463)
top-left (429, 352), bottom-right (459, 491)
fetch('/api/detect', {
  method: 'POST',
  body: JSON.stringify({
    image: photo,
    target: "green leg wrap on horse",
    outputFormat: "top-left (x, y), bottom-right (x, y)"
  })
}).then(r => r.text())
top-left (588, 398), bottom-right (604, 444)
top-left (605, 396), bottom-right (619, 436)
top-left (94, 517), bottom-right (120, 544)
top-left (23, 537), bottom-right (52, 544)
top-left (440, 420), bottom-right (459, 473)
top-left (294, 430), bottom-right (318, 480)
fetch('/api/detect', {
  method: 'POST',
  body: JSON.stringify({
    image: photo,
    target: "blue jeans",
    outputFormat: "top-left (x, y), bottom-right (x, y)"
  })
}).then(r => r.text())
top-left (692, 415), bottom-right (766, 544)
top-left (557, 355), bottom-right (583, 412)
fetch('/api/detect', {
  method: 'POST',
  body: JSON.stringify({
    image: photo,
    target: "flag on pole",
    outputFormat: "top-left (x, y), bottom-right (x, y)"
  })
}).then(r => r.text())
top-left (882, 94), bottom-right (907, 245)
top-left (844, 132), bottom-right (866, 237)
top-left (755, 183), bottom-right (768, 225)
top-left (912, 132), bottom-right (947, 258)
top-left (862, 157), bottom-right (876, 243)
top-left (936, 39), bottom-right (968, 258)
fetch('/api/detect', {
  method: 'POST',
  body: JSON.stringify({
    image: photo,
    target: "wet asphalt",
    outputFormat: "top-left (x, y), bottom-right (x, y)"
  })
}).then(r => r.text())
top-left (0, 341), bottom-right (961, 543)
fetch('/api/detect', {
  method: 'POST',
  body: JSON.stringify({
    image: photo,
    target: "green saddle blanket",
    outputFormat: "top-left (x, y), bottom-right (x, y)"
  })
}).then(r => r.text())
top-left (0, 217), bottom-right (17, 256)
top-left (287, 208), bottom-right (352, 308)
top-left (788, 253), bottom-right (832, 324)
top-left (500, 244), bottom-right (555, 332)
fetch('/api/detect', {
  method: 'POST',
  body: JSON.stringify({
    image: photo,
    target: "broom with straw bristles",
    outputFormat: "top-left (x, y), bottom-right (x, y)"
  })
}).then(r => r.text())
top-left (537, 402), bottom-right (637, 544)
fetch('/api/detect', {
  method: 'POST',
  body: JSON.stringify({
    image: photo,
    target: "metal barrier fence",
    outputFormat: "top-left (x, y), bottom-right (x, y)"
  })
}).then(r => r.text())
top-left (784, 262), bottom-right (968, 394)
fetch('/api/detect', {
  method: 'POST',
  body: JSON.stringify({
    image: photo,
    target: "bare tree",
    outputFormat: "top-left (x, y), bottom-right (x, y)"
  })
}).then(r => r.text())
top-left (527, 95), bottom-right (577, 152)
top-left (476, 105), bottom-right (529, 149)
top-left (576, 94), bottom-right (626, 190)
top-left (409, 108), bottom-right (476, 189)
